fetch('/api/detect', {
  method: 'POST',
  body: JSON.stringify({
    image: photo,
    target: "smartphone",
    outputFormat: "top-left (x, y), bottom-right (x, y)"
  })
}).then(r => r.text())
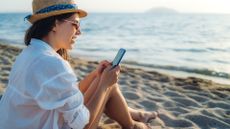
top-left (112, 48), bottom-right (126, 68)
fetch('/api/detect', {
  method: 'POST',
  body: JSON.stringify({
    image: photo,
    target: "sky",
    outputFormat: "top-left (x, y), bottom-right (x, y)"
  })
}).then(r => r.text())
top-left (0, 0), bottom-right (230, 14)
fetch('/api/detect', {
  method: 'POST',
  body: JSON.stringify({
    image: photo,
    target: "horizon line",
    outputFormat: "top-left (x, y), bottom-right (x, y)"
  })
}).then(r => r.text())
top-left (0, 11), bottom-right (230, 15)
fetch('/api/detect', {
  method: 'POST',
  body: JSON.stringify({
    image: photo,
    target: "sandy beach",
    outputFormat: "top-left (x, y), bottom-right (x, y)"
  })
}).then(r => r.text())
top-left (0, 42), bottom-right (230, 129)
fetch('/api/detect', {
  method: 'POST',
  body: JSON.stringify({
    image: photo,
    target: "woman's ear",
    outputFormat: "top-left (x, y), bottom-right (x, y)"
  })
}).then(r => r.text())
top-left (52, 20), bottom-right (59, 32)
top-left (52, 26), bottom-right (56, 32)
top-left (52, 26), bottom-right (57, 32)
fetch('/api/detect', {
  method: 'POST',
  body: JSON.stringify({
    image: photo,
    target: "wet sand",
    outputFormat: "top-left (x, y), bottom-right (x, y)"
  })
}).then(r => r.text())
top-left (0, 43), bottom-right (230, 129)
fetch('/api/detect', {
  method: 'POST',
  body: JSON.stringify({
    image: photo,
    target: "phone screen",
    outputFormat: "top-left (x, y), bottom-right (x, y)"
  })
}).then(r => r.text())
top-left (112, 48), bottom-right (126, 67)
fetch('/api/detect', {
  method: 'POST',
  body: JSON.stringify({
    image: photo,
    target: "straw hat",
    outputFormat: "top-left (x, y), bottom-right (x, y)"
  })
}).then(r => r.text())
top-left (25, 0), bottom-right (87, 23)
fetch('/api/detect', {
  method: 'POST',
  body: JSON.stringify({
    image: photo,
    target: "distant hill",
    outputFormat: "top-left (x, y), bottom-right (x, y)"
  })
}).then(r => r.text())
top-left (146, 7), bottom-right (179, 14)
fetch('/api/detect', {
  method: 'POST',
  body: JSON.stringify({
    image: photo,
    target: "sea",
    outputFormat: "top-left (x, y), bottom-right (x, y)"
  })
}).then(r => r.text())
top-left (0, 13), bottom-right (230, 84)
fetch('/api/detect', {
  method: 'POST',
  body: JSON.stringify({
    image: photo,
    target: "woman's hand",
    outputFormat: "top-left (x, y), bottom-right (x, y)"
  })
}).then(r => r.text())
top-left (99, 64), bottom-right (121, 88)
top-left (96, 60), bottom-right (111, 76)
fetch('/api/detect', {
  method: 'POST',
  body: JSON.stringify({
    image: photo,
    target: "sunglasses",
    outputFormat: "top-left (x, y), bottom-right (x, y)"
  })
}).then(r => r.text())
top-left (63, 19), bottom-right (80, 29)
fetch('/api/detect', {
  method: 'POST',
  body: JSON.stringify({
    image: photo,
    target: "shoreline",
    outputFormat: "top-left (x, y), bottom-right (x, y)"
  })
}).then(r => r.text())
top-left (0, 42), bottom-right (230, 128)
top-left (1, 39), bottom-right (230, 85)
top-left (1, 41), bottom-right (230, 88)
top-left (70, 50), bottom-right (230, 86)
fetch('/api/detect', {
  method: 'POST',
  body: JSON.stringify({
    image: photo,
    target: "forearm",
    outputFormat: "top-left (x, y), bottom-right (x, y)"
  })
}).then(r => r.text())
top-left (83, 76), bottom-right (101, 104)
top-left (84, 81), bottom-right (108, 126)
top-left (79, 70), bottom-right (97, 93)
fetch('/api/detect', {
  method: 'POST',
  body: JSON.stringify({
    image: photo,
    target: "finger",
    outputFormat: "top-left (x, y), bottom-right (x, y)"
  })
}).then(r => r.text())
top-left (101, 65), bottom-right (108, 73)
top-left (98, 66), bottom-right (104, 73)
top-left (98, 62), bottom-right (108, 69)
top-left (101, 60), bottom-right (110, 64)
top-left (117, 65), bottom-right (121, 70)
top-left (112, 65), bottom-right (120, 72)
top-left (104, 65), bottom-right (113, 71)
top-left (104, 60), bottom-right (110, 63)
top-left (104, 61), bottom-right (111, 66)
top-left (102, 63), bottom-right (109, 67)
top-left (100, 61), bottom-right (110, 68)
top-left (110, 67), bottom-right (118, 75)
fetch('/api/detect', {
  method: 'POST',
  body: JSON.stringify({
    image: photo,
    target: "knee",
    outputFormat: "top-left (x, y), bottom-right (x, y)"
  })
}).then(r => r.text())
top-left (109, 83), bottom-right (120, 94)
top-left (111, 83), bottom-right (119, 89)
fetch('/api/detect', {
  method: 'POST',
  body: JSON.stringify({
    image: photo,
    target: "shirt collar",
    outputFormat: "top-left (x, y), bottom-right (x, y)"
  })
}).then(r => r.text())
top-left (30, 38), bottom-right (56, 53)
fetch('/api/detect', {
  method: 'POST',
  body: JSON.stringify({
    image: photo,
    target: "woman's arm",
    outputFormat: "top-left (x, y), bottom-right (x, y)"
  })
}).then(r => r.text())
top-left (78, 60), bottom-right (111, 93)
top-left (84, 65), bottom-right (120, 128)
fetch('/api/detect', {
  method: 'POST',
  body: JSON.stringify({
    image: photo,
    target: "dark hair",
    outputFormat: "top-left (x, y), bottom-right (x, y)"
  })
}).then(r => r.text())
top-left (24, 13), bottom-right (75, 60)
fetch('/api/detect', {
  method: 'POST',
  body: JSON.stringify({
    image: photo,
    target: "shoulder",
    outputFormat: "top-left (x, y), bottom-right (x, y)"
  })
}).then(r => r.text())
top-left (39, 53), bottom-right (74, 74)
top-left (25, 50), bottom-right (75, 79)
top-left (25, 52), bottom-right (77, 91)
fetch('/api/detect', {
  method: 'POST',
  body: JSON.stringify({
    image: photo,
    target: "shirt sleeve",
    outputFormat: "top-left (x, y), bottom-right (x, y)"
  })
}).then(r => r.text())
top-left (57, 83), bottom-right (90, 129)
top-left (28, 56), bottom-right (90, 129)
top-left (36, 73), bottom-right (90, 129)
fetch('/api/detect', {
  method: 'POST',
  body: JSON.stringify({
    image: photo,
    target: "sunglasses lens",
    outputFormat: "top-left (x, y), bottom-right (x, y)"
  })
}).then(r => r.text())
top-left (64, 20), bottom-right (80, 29)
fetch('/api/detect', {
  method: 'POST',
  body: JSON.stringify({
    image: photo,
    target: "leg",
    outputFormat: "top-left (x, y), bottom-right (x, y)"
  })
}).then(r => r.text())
top-left (104, 84), bottom-right (151, 129)
top-left (103, 84), bottom-right (133, 128)
top-left (83, 77), bottom-right (150, 129)
top-left (103, 83), bottom-right (158, 123)
top-left (84, 84), bottom-right (135, 129)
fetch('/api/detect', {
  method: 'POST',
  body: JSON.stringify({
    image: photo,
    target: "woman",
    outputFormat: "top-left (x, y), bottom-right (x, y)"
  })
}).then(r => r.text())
top-left (0, 0), bottom-right (158, 129)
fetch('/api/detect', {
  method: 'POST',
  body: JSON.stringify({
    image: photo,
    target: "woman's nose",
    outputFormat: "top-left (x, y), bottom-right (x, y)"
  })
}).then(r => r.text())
top-left (75, 29), bottom-right (81, 35)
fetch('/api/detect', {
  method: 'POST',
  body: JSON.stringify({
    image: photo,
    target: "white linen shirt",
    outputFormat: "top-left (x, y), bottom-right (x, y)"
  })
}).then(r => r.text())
top-left (0, 38), bottom-right (90, 129)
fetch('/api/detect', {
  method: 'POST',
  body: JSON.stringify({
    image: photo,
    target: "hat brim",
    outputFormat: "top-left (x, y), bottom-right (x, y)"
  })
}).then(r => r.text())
top-left (28, 9), bottom-right (87, 23)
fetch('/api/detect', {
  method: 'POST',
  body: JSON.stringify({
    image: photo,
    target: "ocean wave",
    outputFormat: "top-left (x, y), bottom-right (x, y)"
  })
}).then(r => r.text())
top-left (207, 48), bottom-right (229, 52)
top-left (172, 48), bottom-right (207, 53)
top-left (123, 61), bottom-right (230, 79)
top-left (78, 47), bottom-right (139, 52)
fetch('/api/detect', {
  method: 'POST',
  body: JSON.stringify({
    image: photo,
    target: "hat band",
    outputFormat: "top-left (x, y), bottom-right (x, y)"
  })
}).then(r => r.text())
top-left (25, 4), bottom-right (78, 20)
top-left (35, 4), bottom-right (78, 14)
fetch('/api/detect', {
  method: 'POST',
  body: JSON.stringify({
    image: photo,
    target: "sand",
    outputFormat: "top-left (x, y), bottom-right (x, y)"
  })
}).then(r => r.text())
top-left (0, 43), bottom-right (230, 129)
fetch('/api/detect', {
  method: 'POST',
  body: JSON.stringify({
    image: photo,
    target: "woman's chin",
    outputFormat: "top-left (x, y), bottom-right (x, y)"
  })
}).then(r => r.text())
top-left (67, 46), bottom-right (73, 50)
top-left (69, 44), bottom-right (75, 49)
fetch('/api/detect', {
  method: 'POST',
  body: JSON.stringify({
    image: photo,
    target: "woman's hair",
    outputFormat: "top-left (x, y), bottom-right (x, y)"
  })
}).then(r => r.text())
top-left (24, 12), bottom-right (76, 60)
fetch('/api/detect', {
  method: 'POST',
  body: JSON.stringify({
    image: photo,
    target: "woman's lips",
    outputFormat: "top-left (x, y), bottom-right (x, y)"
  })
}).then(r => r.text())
top-left (71, 37), bottom-right (77, 43)
top-left (71, 40), bottom-right (75, 44)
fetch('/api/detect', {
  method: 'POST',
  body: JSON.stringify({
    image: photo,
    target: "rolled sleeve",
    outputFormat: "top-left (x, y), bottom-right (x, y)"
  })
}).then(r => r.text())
top-left (56, 82), bottom-right (90, 129)
top-left (35, 73), bottom-right (90, 129)
top-left (59, 103), bottom-right (90, 129)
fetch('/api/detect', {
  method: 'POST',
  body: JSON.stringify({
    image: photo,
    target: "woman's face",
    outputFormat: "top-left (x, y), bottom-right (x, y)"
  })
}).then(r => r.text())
top-left (54, 13), bottom-right (80, 50)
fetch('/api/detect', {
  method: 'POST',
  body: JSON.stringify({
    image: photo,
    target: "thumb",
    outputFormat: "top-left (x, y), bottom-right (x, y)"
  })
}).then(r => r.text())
top-left (104, 65), bottom-right (113, 72)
